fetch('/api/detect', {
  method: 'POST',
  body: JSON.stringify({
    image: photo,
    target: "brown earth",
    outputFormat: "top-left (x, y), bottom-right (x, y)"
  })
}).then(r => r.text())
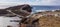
top-left (39, 15), bottom-right (60, 27)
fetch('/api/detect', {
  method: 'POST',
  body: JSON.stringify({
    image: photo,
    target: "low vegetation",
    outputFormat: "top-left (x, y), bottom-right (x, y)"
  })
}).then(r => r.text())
top-left (30, 10), bottom-right (60, 27)
top-left (39, 15), bottom-right (60, 27)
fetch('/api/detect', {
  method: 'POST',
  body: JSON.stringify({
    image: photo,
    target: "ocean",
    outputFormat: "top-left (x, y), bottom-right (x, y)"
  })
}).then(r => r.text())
top-left (32, 6), bottom-right (60, 13)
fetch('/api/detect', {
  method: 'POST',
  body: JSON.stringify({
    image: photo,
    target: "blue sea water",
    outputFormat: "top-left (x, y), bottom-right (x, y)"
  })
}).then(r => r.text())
top-left (32, 6), bottom-right (60, 13)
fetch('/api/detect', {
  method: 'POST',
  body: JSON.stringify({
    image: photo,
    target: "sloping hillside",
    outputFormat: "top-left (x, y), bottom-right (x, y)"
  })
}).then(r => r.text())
top-left (30, 10), bottom-right (60, 27)
top-left (39, 16), bottom-right (60, 27)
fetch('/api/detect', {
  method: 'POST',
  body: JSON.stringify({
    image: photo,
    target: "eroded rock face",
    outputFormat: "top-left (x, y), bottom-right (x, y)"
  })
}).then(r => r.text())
top-left (0, 4), bottom-right (32, 17)
top-left (20, 14), bottom-right (40, 27)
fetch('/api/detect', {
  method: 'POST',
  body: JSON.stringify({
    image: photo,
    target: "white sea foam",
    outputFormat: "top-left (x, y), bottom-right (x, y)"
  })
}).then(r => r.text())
top-left (35, 9), bottom-right (60, 13)
top-left (35, 10), bottom-right (49, 12)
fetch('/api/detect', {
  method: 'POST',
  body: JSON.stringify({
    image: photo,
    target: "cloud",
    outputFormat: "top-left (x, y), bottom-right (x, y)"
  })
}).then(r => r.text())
top-left (0, 0), bottom-right (60, 5)
top-left (0, 0), bottom-right (41, 9)
top-left (40, 0), bottom-right (60, 5)
top-left (0, 0), bottom-right (60, 9)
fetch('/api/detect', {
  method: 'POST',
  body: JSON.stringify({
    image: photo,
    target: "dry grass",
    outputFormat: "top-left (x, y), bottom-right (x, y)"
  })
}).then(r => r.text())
top-left (39, 15), bottom-right (60, 27)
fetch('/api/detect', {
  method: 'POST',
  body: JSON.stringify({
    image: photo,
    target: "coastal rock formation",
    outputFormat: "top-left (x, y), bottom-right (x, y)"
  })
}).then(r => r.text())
top-left (29, 11), bottom-right (60, 27)
top-left (0, 4), bottom-right (32, 17)
top-left (0, 4), bottom-right (32, 27)
top-left (20, 10), bottom-right (60, 27)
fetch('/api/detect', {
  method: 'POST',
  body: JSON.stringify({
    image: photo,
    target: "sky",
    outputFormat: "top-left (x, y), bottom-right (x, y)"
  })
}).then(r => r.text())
top-left (0, 0), bottom-right (60, 5)
top-left (0, 0), bottom-right (60, 9)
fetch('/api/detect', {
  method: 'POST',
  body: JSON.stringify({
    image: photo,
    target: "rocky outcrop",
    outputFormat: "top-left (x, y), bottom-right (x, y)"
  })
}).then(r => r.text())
top-left (29, 10), bottom-right (60, 27)
top-left (0, 4), bottom-right (32, 17)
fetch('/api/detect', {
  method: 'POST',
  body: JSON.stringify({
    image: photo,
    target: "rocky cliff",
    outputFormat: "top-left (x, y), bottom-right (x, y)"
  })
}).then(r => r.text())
top-left (0, 4), bottom-right (32, 17)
